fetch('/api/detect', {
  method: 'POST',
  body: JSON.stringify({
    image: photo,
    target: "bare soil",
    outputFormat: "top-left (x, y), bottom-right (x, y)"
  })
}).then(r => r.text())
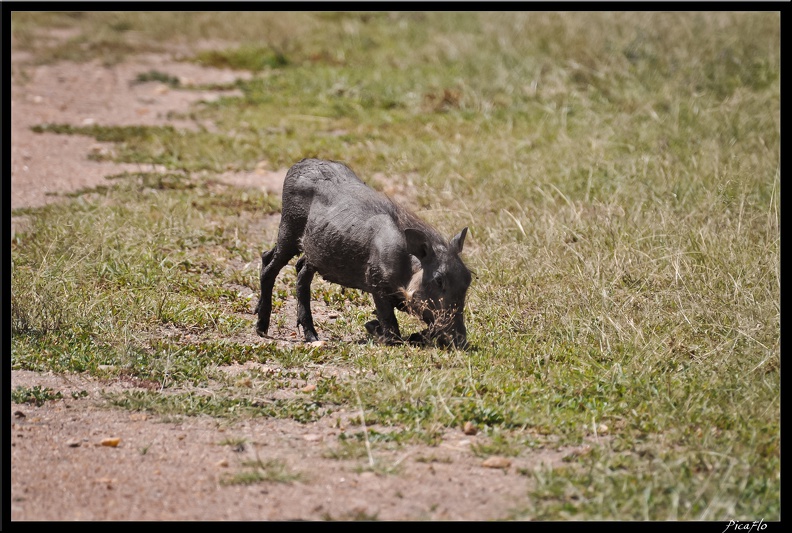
top-left (9, 47), bottom-right (582, 521)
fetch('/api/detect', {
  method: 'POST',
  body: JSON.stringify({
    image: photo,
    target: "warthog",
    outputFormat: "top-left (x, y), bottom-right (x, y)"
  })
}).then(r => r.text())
top-left (255, 158), bottom-right (472, 348)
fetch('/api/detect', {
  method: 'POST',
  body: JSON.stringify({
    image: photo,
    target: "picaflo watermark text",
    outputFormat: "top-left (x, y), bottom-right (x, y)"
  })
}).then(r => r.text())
top-left (722, 520), bottom-right (767, 533)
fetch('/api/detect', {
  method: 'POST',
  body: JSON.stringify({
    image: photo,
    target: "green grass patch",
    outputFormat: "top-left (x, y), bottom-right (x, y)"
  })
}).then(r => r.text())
top-left (11, 177), bottom-right (280, 381)
top-left (132, 69), bottom-right (181, 87)
top-left (30, 123), bottom-right (262, 172)
top-left (193, 45), bottom-right (289, 71)
top-left (11, 385), bottom-right (63, 406)
top-left (107, 390), bottom-right (325, 423)
top-left (516, 443), bottom-right (780, 520)
top-left (221, 458), bottom-right (301, 485)
top-left (218, 436), bottom-right (248, 451)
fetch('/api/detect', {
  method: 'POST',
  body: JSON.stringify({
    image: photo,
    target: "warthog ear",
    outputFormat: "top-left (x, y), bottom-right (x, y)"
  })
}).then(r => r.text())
top-left (450, 227), bottom-right (468, 254)
top-left (405, 228), bottom-right (434, 260)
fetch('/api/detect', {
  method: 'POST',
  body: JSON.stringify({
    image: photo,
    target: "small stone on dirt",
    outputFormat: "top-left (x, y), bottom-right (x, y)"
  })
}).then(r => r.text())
top-left (66, 439), bottom-right (81, 448)
top-left (303, 433), bottom-right (322, 442)
top-left (309, 340), bottom-right (326, 348)
top-left (482, 456), bottom-right (511, 469)
top-left (14, 411), bottom-right (26, 418)
top-left (462, 421), bottom-right (477, 435)
top-left (301, 383), bottom-right (317, 393)
top-left (100, 437), bottom-right (121, 447)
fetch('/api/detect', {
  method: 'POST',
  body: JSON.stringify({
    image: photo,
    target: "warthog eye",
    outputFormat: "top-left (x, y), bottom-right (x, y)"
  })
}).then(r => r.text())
top-left (433, 272), bottom-right (444, 290)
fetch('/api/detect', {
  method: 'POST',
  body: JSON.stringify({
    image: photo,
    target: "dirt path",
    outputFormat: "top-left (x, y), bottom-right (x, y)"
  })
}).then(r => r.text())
top-left (9, 49), bottom-right (577, 521)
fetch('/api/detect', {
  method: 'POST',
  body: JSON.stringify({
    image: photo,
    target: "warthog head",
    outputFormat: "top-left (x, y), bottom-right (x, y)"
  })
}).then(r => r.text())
top-left (402, 227), bottom-right (471, 348)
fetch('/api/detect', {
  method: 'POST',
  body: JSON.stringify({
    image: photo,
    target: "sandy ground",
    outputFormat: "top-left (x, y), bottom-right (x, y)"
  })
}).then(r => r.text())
top-left (8, 47), bottom-right (586, 521)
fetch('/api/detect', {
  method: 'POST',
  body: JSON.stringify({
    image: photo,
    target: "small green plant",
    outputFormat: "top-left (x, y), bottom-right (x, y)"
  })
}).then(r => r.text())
top-left (192, 45), bottom-right (289, 72)
top-left (132, 69), bottom-right (181, 87)
top-left (11, 386), bottom-right (63, 406)
top-left (470, 431), bottom-right (522, 458)
top-left (323, 439), bottom-right (370, 461)
top-left (219, 436), bottom-right (247, 452)
top-left (353, 461), bottom-right (403, 477)
top-left (415, 454), bottom-right (453, 464)
top-left (221, 458), bottom-right (300, 485)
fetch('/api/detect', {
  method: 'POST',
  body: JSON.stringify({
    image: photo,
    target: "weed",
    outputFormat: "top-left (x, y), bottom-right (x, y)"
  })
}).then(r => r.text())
top-left (221, 458), bottom-right (300, 485)
top-left (470, 431), bottom-right (523, 458)
top-left (106, 390), bottom-right (325, 423)
top-left (323, 439), bottom-right (370, 461)
top-left (192, 45), bottom-right (289, 72)
top-left (11, 386), bottom-right (63, 406)
top-left (132, 69), bottom-right (181, 87)
top-left (218, 436), bottom-right (248, 452)
top-left (415, 454), bottom-right (453, 464)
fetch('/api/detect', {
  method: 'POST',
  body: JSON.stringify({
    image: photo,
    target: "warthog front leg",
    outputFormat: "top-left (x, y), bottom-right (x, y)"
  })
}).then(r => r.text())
top-left (295, 256), bottom-right (319, 342)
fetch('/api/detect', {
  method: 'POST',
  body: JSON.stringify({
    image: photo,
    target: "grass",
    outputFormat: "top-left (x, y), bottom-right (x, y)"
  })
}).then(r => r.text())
top-left (219, 436), bottom-right (248, 451)
top-left (132, 69), bottom-right (182, 87)
top-left (11, 385), bottom-right (63, 406)
top-left (10, 11), bottom-right (779, 520)
top-left (192, 45), bottom-right (289, 71)
top-left (220, 458), bottom-right (301, 486)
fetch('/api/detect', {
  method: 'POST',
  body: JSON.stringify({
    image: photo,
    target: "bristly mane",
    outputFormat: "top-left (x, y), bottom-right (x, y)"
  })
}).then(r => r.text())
top-left (382, 193), bottom-right (445, 246)
top-left (327, 158), bottom-right (445, 246)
